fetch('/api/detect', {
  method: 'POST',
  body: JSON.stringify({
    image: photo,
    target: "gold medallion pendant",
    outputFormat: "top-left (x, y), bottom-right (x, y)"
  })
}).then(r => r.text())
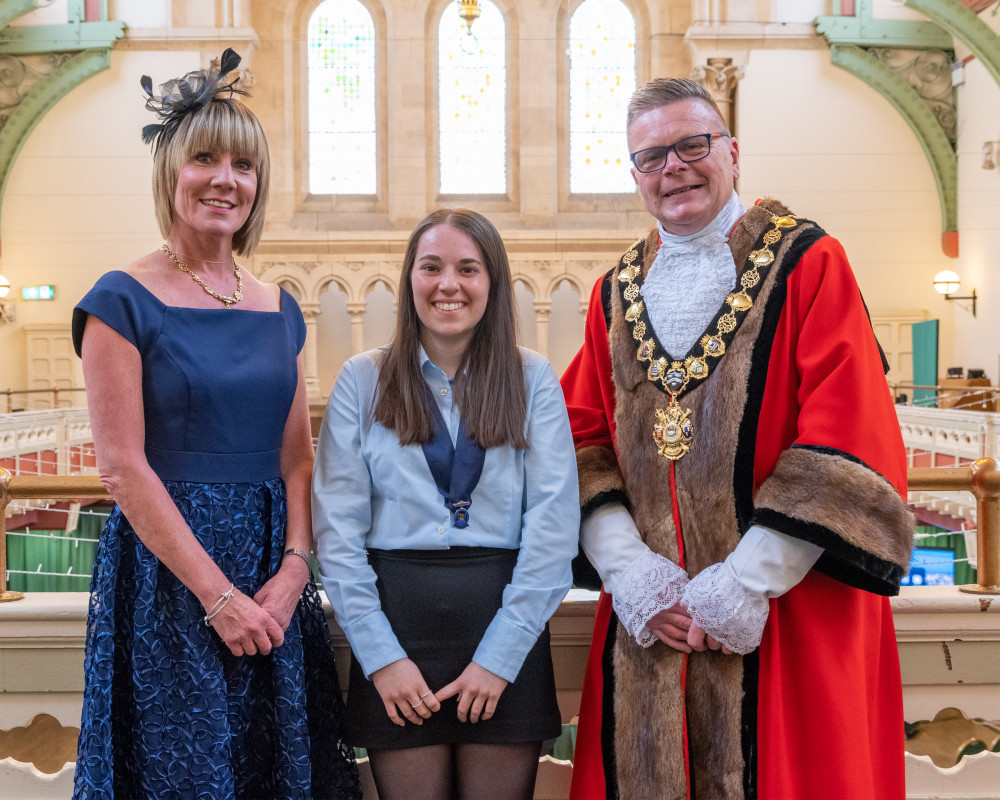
top-left (653, 402), bottom-right (694, 461)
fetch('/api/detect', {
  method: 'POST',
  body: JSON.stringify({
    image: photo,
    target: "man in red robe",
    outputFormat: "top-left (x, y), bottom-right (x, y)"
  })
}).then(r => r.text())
top-left (561, 77), bottom-right (914, 799)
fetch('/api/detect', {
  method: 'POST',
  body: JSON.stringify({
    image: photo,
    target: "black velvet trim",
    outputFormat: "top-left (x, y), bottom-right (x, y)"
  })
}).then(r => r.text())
top-left (789, 443), bottom-right (898, 489)
top-left (601, 269), bottom-right (615, 332)
top-left (572, 545), bottom-right (604, 592)
top-left (733, 224), bottom-right (829, 532)
top-left (860, 295), bottom-right (891, 375)
top-left (602, 609), bottom-right (619, 800)
top-left (789, 442), bottom-right (868, 469)
top-left (752, 508), bottom-right (903, 596)
top-left (581, 489), bottom-right (630, 522)
top-left (741, 650), bottom-right (760, 800)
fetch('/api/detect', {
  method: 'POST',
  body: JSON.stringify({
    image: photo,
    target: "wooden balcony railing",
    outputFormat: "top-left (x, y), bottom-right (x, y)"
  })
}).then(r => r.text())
top-left (0, 470), bottom-right (109, 602)
top-left (3, 461), bottom-right (1000, 602)
top-left (908, 458), bottom-right (1000, 594)
top-left (1, 387), bottom-right (87, 413)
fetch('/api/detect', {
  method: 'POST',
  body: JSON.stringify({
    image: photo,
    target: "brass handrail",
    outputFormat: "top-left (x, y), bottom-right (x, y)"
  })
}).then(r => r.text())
top-left (0, 470), bottom-right (109, 602)
top-left (908, 458), bottom-right (999, 594)
top-left (2, 461), bottom-right (999, 602)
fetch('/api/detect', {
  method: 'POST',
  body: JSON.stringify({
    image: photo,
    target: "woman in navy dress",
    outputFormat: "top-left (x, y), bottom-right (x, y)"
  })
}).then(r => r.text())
top-left (71, 51), bottom-right (360, 799)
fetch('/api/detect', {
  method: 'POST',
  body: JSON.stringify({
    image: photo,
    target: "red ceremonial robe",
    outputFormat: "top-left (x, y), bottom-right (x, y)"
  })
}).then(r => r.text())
top-left (561, 200), bottom-right (913, 800)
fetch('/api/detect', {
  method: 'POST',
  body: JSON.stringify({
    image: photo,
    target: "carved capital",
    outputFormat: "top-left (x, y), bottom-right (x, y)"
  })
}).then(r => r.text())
top-left (690, 57), bottom-right (744, 132)
top-left (298, 302), bottom-right (321, 320)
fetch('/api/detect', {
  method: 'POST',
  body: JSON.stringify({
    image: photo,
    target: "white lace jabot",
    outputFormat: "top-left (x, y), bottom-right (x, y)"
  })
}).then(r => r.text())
top-left (641, 192), bottom-right (747, 356)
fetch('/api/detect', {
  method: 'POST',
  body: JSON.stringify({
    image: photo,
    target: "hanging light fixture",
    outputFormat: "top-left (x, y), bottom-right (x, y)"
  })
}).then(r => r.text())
top-left (458, 0), bottom-right (480, 35)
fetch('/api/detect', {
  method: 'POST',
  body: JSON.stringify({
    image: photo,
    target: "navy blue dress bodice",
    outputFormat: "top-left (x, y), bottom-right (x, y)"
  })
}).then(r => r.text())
top-left (71, 271), bottom-right (360, 800)
top-left (72, 270), bottom-right (304, 482)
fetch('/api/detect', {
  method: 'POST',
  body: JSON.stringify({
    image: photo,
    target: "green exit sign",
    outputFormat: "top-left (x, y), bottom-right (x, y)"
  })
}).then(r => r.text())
top-left (22, 285), bottom-right (55, 300)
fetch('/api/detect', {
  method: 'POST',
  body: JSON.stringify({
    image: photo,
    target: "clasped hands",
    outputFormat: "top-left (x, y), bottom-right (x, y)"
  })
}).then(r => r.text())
top-left (372, 658), bottom-right (508, 728)
top-left (207, 555), bottom-right (311, 657)
top-left (647, 601), bottom-right (734, 655)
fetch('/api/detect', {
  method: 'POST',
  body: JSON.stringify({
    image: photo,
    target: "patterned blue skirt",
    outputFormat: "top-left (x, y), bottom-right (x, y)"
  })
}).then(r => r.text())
top-left (73, 478), bottom-right (361, 800)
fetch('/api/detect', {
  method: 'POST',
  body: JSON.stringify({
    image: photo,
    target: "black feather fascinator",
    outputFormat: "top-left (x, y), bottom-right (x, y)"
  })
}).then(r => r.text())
top-left (140, 48), bottom-right (248, 152)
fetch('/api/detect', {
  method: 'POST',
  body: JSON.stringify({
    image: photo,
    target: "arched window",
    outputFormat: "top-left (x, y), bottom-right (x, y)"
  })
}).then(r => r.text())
top-left (308, 0), bottom-right (377, 194)
top-left (438, 0), bottom-right (506, 194)
top-left (569, 0), bottom-right (636, 193)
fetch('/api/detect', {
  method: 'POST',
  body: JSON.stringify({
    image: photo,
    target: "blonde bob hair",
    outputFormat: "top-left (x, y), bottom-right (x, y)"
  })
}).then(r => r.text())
top-left (151, 98), bottom-right (270, 256)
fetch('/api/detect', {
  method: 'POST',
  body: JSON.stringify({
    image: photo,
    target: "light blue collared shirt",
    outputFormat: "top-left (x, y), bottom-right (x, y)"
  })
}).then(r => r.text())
top-left (312, 345), bottom-right (580, 682)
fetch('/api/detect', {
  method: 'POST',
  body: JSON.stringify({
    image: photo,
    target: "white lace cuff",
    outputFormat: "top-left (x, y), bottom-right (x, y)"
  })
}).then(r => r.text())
top-left (682, 563), bottom-right (769, 655)
top-left (610, 550), bottom-right (689, 648)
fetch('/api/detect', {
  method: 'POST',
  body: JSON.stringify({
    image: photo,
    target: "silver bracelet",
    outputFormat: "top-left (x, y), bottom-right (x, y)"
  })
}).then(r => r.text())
top-left (203, 583), bottom-right (235, 627)
top-left (283, 547), bottom-right (310, 568)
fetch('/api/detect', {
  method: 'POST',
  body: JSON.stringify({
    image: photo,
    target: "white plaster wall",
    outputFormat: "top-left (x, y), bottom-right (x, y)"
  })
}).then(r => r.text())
top-left (106, 1), bottom-right (170, 29)
top-left (953, 12), bottom-right (1000, 383)
top-left (737, 47), bottom-right (949, 377)
top-left (0, 49), bottom-right (200, 386)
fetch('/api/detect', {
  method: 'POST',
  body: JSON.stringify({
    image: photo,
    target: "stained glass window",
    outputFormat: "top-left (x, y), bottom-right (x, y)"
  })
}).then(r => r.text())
top-left (308, 0), bottom-right (376, 194)
top-left (569, 0), bottom-right (636, 193)
top-left (439, 1), bottom-right (506, 194)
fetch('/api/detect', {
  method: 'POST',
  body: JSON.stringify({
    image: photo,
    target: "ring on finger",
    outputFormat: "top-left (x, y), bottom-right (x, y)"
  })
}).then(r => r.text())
top-left (419, 690), bottom-right (433, 699)
top-left (411, 699), bottom-right (425, 709)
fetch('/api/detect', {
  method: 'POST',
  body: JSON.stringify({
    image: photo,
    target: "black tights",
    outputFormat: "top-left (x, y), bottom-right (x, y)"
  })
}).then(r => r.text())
top-left (368, 741), bottom-right (542, 800)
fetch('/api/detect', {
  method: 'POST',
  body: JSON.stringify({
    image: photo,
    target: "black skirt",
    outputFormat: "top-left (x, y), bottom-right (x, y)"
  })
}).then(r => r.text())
top-left (344, 547), bottom-right (562, 750)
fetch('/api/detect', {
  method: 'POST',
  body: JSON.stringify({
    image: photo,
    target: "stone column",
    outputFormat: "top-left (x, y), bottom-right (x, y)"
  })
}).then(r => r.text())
top-left (691, 57), bottom-right (744, 134)
top-left (299, 302), bottom-right (322, 401)
top-left (347, 301), bottom-right (367, 356)
top-left (534, 301), bottom-right (552, 358)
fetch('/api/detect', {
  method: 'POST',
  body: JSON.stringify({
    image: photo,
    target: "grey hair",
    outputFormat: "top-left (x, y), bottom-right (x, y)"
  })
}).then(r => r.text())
top-left (626, 78), bottom-right (729, 136)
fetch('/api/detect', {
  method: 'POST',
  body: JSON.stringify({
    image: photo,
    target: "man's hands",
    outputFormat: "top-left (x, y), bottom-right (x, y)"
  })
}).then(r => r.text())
top-left (686, 618), bottom-right (735, 655)
top-left (646, 603), bottom-right (694, 652)
top-left (647, 601), bottom-right (733, 654)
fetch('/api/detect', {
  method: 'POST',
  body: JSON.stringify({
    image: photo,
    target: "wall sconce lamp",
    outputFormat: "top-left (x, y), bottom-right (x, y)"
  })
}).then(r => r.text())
top-left (0, 274), bottom-right (13, 323)
top-left (933, 269), bottom-right (977, 317)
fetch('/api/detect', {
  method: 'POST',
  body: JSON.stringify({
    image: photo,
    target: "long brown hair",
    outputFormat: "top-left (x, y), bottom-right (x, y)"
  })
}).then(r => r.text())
top-left (373, 208), bottom-right (528, 449)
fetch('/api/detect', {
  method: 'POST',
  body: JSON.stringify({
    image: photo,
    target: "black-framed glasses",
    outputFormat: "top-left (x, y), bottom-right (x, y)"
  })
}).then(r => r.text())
top-left (630, 132), bottom-right (729, 173)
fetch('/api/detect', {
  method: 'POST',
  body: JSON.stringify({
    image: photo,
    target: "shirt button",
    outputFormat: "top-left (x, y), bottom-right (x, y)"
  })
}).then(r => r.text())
top-left (437, 526), bottom-right (446, 534)
top-left (439, 388), bottom-right (448, 396)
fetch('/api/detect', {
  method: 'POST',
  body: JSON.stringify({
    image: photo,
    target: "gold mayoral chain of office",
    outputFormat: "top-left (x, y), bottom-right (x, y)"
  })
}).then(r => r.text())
top-left (616, 214), bottom-right (800, 461)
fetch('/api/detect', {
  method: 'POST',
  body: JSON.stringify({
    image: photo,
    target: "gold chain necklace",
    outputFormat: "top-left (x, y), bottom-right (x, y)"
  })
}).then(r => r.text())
top-left (617, 214), bottom-right (799, 460)
top-left (162, 243), bottom-right (243, 309)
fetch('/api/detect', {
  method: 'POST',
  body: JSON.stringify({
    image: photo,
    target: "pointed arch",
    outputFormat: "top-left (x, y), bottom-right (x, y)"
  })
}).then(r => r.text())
top-left (546, 272), bottom-right (587, 301)
top-left (360, 274), bottom-right (397, 302)
top-left (316, 273), bottom-right (352, 303)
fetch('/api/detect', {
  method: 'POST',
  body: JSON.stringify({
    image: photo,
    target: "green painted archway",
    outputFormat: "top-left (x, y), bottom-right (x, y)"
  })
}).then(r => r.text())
top-left (818, 0), bottom-right (1000, 257)
top-left (0, 0), bottom-right (124, 229)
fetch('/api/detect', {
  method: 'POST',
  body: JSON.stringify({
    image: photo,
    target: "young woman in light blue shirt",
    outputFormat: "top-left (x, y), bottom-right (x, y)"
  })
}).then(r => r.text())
top-left (312, 208), bottom-right (579, 800)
